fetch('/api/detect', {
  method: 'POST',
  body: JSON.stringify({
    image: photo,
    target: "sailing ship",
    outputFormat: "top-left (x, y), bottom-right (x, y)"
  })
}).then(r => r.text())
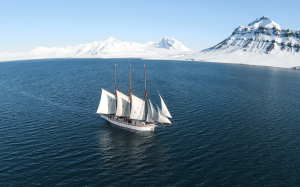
top-left (96, 64), bottom-right (173, 131)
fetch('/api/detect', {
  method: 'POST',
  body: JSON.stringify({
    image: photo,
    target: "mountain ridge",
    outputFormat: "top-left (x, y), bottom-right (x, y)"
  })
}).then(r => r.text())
top-left (0, 37), bottom-right (189, 62)
top-left (202, 16), bottom-right (300, 54)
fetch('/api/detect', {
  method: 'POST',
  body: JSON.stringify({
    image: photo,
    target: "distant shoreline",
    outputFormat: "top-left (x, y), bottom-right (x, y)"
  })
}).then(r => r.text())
top-left (1, 57), bottom-right (299, 71)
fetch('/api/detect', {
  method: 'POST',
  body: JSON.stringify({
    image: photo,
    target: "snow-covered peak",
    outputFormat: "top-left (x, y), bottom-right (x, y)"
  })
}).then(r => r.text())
top-left (153, 37), bottom-right (190, 51)
top-left (105, 37), bottom-right (120, 42)
top-left (232, 16), bottom-right (283, 35)
top-left (248, 16), bottom-right (271, 26)
top-left (247, 16), bottom-right (282, 30)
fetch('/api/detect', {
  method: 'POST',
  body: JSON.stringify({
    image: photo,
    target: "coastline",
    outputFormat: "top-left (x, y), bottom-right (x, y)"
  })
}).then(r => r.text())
top-left (1, 51), bottom-right (299, 70)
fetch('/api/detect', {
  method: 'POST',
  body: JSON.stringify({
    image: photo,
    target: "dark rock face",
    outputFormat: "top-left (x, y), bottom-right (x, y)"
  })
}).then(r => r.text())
top-left (243, 38), bottom-right (254, 48)
top-left (255, 26), bottom-right (269, 35)
top-left (296, 44), bottom-right (300, 52)
top-left (287, 43), bottom-right (294, 52)
top-left (266, 40), bottom-right (276, 53)
top-left (281, 42), bottom-right (286, 51)
top-left (272, 27), bottom-right (281, 36)
top-left (233, 25), bottom-right (299, 38)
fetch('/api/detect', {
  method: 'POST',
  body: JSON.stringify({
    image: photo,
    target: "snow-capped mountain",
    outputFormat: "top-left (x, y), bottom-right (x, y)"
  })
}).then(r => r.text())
top-left (203, 16), bottom-right (300, 54)
top-left (161, 16), bottom-right (300, 68)
top-left (148, 37), bottom-right (190, 51)
top-left (0, 37), bottom-right (189, 62)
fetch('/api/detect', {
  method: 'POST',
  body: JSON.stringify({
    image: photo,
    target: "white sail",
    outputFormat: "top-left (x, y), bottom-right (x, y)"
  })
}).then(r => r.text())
top-left (96, 89), bottom-right (116, 114)
top-left (130, 94), bottom-right (145, 120)
top-left (146, 100), bottom-right (154, 122)
top-left (149, 99), bottom-right (158, 121)
top-left (156, 105), bottom-right (172, 124)
top-left (158, 93), bottom-right (172, 118)
top-left (115, 90), bottom-right (131, 117)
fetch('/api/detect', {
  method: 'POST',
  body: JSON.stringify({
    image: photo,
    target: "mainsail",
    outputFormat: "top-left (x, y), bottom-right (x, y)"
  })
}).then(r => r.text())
top-left (115, 90), bottom-right (131, 117)
top-left (97, 89), bottom-right (116, 114)
top-left (156, 105), bottom-right (172, 124)
top-left (146, 100), bottom-right (154, 122)
top-left (158, 93), bottom-right (172, 118)
top-left (149, 99), bottom-right (158, 121)
top-left (130, 94), bottom-right (145, 120)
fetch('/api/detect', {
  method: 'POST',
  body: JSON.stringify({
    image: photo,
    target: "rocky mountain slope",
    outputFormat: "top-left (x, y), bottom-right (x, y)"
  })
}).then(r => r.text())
top-left (0, 37), bottom-right (189, 62)
top-left (202, 16), bottom-right (300, 54)
top-left (162, 16), bottom-right (300, 69)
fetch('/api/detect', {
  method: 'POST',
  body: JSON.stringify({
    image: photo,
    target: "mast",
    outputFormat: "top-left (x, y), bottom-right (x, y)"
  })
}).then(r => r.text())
top-left (129, 63), bottom-right (131, 94)
top-left (144, 64), bottom-right (147, 121)
top-left (129, 63), bottom-right (132, 118)
top-left (115, 63), bottom-right (117, 110)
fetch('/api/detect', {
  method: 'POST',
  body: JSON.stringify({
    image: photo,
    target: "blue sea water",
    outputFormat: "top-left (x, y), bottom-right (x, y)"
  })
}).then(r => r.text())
top-left (1, 58), bottom-right (300, 187)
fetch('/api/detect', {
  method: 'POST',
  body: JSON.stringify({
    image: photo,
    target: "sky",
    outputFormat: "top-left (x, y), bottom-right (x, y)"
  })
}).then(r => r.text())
top-left (1, 0), bottom-right (300, 53)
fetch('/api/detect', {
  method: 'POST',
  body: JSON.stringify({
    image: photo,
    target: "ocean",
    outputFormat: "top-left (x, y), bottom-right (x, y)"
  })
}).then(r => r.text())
top-left (1, 58), bottom-right (300, 186)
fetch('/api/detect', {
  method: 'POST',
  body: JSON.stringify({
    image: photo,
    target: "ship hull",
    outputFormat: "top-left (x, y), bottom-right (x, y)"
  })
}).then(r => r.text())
top-left (100, 115), bottom-right (155, 131)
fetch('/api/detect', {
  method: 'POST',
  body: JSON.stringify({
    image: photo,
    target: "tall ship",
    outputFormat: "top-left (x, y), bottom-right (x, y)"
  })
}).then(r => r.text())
top-left (96, 64), bottom-right (173, 131)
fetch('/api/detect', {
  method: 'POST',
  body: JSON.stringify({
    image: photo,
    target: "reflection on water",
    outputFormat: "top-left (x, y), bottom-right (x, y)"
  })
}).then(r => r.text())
top-left (97, 121), bottom-right (173, 186)
top-left (98, 121), bottom-right (155, 153)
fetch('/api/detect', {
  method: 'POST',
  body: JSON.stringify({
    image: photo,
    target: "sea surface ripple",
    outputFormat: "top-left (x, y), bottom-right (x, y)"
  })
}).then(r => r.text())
top-left (0, 58), bottom-right (300, 186)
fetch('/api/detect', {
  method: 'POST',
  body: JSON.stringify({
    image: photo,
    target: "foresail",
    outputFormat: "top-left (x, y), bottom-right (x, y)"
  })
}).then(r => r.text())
top-left (158, 93), bottom-right (172, 118)
top-left (149, 99), bottom-right (158, 121)
top-left (156, 105), bottom-right (172, 124)
top-left (97, 89), bottom-right (116, 114)
top-left (130, 94), bottom-right (145, 120)
top-left (146, 100), bottom-right (154, 122)
top-left (115, 90), bottom-right (130, 117)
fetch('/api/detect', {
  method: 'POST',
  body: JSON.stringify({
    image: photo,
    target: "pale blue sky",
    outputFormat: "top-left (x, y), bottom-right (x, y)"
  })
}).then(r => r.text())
top-left (1, 0), bottom-right (300, 53)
